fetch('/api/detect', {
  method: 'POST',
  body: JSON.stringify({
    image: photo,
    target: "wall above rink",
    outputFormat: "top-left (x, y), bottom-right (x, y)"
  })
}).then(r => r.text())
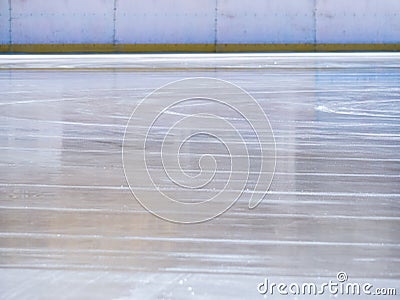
top-left (0, 0), bottom-right (399, 52)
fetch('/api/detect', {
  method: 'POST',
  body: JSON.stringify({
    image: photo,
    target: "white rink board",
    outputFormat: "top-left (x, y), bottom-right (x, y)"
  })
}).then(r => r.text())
top-left (2, 0), bottom-right (400, 45)
top-left (316, 0), bottom-right (400, 43)
top-left (10, 0), bottom-right (114, 44)
top-left (217, 0), bottom-right (315, 43)
top-left (115, 0), bottom-right (216, 44)
top-left (0, 0), bottom-right (10, 44)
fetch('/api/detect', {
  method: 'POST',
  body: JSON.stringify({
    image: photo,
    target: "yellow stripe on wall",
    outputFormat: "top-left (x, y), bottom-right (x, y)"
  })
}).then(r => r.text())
top-left (0, 43), bottom-right (399, 53)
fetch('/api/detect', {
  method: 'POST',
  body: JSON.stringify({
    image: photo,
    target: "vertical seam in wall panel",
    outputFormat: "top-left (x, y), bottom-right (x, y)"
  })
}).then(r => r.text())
top-left (8, 0), bottom-right (12, 47)
top-left (214, 0), bottom-right (218, 52)
top-left (313, 0), bottom-right (317, 50)
top-left (112, 0), bottom-right (117, 45)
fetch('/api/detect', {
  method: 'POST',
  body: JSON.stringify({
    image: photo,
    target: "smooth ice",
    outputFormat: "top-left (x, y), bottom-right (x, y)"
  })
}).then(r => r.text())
top-left (0, 54), bottom-right (399, 299)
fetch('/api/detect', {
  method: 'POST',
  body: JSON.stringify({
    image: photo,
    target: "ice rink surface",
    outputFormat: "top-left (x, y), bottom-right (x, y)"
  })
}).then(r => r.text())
top-left (0, 53), bottom-right (399, 299)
